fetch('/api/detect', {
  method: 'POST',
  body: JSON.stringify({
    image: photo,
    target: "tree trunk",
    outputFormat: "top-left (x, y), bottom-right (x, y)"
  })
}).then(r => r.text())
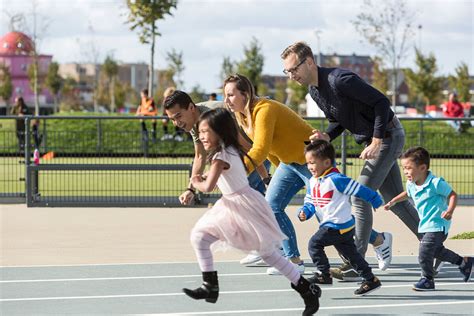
top-left (93, 64), bottom-right (99, 113)
top-left (34, 59), bottom-right (40, 115)
top-left (148, 22), bottom-right (156, 97)
top-left (391, 68), bottom-right (397, 113)
top-left (110, 77), bottom-right (116, 113)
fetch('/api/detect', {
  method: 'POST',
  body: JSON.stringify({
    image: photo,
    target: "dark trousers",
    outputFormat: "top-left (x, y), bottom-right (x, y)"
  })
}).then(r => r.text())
top-left (308, 226), bottom-right (374, 280)
top-left (419, 231), bottom-right (462, 279)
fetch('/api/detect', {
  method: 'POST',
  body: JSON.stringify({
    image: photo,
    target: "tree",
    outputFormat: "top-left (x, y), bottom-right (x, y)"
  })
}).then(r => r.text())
top-left (0, 63), bottom-right (13, 112)
top-left (353, 0), bottom-right (415, 109)
top-left (45, 61), bottom-right (62, 113)
top-left (286, 79), bottom-right (308, 113)
top-left (166, 48), bottom-right (185, 88)
top-left (102, 54), bottom-right (119, 112)
top-left (59, 77), bottom-right (81, 112)
top-left (220, 56), bottom-right (236, 82)
top-left (236, 37), bottom-right (265, 93)
top-left (404, 48), bottom-right (443, 112)
top-left (22, 0), bottom-right (51, 115)
top-left (125, 0), bottom-right (178, 96)
top-left (449, 62), bottom-right (472, 102)
top-left (189, 84), bottom-right (206, 103)
top-left (371, 56), bottom-right (389, 95)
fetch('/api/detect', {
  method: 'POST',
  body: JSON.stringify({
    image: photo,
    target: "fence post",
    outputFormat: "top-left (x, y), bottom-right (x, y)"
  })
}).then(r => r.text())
top-left (419, 119), bottom-right (424, 146)
top-left (341, 131), bottom-right (347, 175)
top-left (43, 119), bottom-right (47, 154)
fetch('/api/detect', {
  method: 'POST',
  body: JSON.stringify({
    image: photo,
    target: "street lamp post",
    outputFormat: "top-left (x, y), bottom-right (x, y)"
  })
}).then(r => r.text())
top-left (314, 30), bottom-right (322, 65)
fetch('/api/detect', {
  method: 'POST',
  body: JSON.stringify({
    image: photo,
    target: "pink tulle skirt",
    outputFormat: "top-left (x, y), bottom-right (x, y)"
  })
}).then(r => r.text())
top-left (191, 186), bottom-right (287, 255)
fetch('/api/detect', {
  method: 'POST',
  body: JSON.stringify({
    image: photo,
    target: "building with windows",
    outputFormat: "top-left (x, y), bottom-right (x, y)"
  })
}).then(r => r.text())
top-left (0, 31), bottom-right (53, 111)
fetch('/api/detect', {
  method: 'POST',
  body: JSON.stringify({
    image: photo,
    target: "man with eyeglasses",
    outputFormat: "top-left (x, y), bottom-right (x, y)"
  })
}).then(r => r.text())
top-left (281, 41), bottom-right (421, 281)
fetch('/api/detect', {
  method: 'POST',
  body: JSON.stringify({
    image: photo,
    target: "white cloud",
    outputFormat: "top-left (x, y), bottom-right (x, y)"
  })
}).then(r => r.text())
top-left (1, 0), bottom-right (472, 91)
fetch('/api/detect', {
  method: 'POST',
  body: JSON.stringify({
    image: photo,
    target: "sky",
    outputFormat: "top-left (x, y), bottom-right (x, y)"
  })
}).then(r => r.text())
top-left (1, 0), bottom-right (473, 92)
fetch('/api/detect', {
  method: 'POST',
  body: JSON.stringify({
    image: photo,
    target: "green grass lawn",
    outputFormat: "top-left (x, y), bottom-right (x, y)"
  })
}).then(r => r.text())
top-left (451, 232), bottom-right (474, 239)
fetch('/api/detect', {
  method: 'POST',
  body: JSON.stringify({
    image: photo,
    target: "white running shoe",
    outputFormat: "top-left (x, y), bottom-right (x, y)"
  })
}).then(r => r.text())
top-left (267, 261), bottom-right (305, 275)
top-left (160, 133), bottom-right (174, 141)
top-left (373, 232), bottom-right (393, 271)
top-left (174, 135), bottom-right (184, 142)
top-left (239, 253), bottom-right (262, 265)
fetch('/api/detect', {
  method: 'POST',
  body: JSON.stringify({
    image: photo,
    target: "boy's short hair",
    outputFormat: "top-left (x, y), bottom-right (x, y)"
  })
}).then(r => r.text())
top-left (141, 88), bottom-right (149, 96)
top-left (401, 146), bottom-right (430, 169)
top-left (304, 139), bottom-right (335, 164)
top-left (163, 90), bottom-right (194, 110)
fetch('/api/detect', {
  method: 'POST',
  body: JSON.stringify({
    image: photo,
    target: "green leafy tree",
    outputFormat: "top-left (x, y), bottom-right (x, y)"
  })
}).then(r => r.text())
top-left (166, 48), bottom-right (185, 88)
top-left (220, 56), bottom-right (236, 82)
top-left (102, 54), bottom-right (119, 112)
top-left (125, 0), bottom-right (178, 96)
top-left (371, 56), bottom-right (389, 95)
top-left (59, 77), bottom-right (81, 111)
top-left (0, 63), bottom-right (13, 112)
top-left (45, 61), bottom-right (62, 113)
top-left (353, 0), bottom-right (415, 109)
top-left (448, 62), bottom-right (472, 102)
top-left (273, 81), bottom-right (286, 104)
top-left (286, 79), bottom-right (308, 113)
top-left (404, 48), bottom-right (443, 112)
top-left (189, 84), bottom-right (206, 103)
top-left (236, 37), bottom-right (264, 93)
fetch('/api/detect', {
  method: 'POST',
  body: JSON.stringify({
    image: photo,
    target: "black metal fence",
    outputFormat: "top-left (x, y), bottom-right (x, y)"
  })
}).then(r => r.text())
top-left (0, 115), bottom-right (472, 206)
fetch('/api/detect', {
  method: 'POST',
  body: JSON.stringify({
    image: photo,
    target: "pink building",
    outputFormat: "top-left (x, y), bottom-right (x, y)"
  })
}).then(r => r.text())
top-left (0, 31), bottom-right (53, 110)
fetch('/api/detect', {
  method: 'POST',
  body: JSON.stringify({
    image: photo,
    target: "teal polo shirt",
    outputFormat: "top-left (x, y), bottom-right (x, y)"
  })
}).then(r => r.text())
top-left (406, 171), bottom-right (453, 234)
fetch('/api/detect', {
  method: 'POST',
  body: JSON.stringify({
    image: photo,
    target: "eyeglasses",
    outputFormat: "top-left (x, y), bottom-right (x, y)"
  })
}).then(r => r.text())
top-left (283, 59), bottom-right (306, 75)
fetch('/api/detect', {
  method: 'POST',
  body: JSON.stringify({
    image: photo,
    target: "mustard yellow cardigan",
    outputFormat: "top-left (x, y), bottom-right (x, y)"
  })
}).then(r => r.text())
top-left (244, 98), bottom-right (314, 172)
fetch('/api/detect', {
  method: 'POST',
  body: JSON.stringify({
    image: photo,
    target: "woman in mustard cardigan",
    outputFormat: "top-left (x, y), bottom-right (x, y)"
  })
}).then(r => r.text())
top-left (223, 74), bottom-right (313, 274)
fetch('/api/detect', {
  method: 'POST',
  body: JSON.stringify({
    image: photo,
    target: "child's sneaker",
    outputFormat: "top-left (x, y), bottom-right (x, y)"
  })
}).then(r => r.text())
top-left (354, 276), bottom-right (381, 296)
top-left (239, 253), bottom-right (261, 265)
top-left (267, 261), bottom-right (305, 275)
top-left (330, 262), bottom-right (361, 282)
top-left (372, 232), bottom-right (393, 271)
top-left (459, 256), bottom-right (473, 282)
top-left (308, 272), bottom-right (333, 284)
top-left (413, 277), bottom-right (435, 291)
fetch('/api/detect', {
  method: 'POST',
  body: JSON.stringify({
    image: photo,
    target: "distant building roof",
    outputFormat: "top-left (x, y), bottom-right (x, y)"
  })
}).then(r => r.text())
top-left (0, 31), bottom-right (35, 55)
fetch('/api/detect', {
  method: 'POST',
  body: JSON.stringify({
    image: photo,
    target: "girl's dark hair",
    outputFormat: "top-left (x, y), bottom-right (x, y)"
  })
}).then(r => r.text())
top-left (401, 146), bottom-right (430, 169)
top-left (198, 108), bottom-right (252, 169)
top-left (304, 139), bottom-right (336, 164)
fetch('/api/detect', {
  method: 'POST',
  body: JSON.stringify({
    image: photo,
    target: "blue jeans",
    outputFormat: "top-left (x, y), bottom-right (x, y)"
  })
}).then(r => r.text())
top-left (309, 227), bottom-right (374, 280)
top-left (266, 162), bottom-right (311, 259)
top-left (247, 160), bottom-right (271, 195)
top-left (419, 231), bottom-right (462, 279)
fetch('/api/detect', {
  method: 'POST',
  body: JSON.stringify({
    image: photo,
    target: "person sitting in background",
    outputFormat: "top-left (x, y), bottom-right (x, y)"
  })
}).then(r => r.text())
top-left (136, 89), bottom-right (158, 142)
top-left (442, 92), bottom-right (466, 133)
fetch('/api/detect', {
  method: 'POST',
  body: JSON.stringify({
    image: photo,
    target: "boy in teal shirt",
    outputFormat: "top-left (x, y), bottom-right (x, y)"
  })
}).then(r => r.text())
top-left (384, 146), bottom-right (472, 291)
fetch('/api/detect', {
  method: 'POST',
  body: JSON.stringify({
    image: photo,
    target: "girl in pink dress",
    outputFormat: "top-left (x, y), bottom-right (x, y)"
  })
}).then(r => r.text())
top-left (183, 108), bottom-right (321, 316)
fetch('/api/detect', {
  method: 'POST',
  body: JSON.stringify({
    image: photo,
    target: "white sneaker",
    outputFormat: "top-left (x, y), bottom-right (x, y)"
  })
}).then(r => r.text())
top-left (239, 253), bottom-right (262, 265)
top-left (174, 135), bottom-right (184, 142)
top-left (267, 261), bottom-right (305, 275)
top-left (373, 232), bottom-right (393, 271)
top-left (160, 133), bottom-right (173, 141)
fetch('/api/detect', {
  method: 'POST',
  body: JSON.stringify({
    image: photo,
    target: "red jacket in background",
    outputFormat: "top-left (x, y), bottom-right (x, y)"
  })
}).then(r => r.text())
top-left (443, 101), bottom-right (464, 118)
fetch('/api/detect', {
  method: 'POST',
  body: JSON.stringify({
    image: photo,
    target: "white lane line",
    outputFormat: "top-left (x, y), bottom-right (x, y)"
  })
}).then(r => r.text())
top-left (1, 282), bottom-right (472, 302)
top-left (0, 267), bottom-right (462, 283)
top-left (153, 300), bottom-right (474, 315)
top-left (0, 272), bottom-right (268, 283)
top-left (0, 256), bottom-right (412, 268)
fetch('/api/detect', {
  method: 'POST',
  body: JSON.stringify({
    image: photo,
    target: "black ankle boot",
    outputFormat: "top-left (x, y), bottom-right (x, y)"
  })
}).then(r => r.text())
top-left (291, 276), bottom-right (321, 315)
top-left (183, 271), bottom-right (219, 303)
